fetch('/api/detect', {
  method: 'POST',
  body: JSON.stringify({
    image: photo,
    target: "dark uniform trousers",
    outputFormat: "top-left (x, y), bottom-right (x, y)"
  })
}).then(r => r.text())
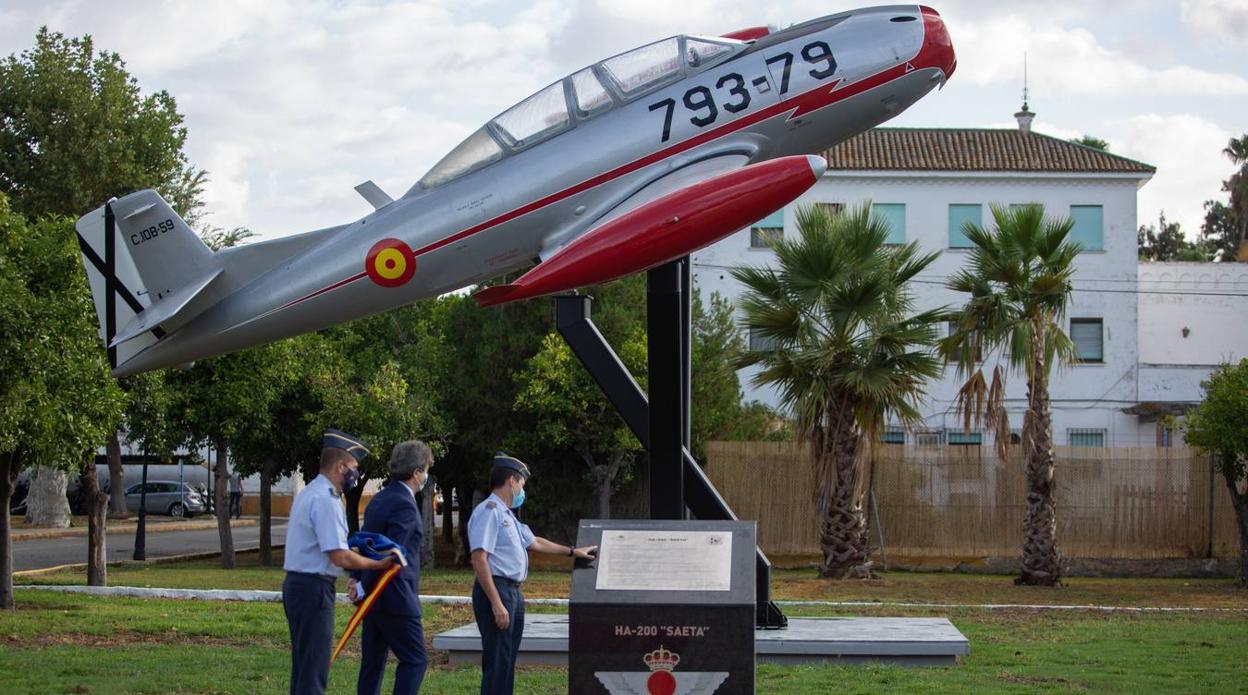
top-left (472, 577), bottom-right (526, 695)
top-left (283, 571), bottom-right (336, 695)
top-left (357, 611), bottom-right (428, 695)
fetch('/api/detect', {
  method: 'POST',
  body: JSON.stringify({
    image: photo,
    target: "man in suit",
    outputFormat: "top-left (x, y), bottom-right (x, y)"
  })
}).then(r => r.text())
top-left (349, 440), bottom-right (433, 695)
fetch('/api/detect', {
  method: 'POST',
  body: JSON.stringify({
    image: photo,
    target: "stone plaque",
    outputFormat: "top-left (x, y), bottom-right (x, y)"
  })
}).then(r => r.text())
top-left (596, 530), bottom-right (733, 592)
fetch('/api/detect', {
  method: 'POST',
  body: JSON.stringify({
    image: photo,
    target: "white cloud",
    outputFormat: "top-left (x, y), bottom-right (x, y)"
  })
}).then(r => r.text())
top-left (1111, 114), bottom-right (1235, 238)
top-left (1182, 0), bottom-right (1248, 46)
top-left (952, 16), bottom-right (1248, 96)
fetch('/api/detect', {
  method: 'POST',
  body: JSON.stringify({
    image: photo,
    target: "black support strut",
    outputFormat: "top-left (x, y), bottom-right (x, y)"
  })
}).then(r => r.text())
top-left (555, 260), bottom-right (788, 630)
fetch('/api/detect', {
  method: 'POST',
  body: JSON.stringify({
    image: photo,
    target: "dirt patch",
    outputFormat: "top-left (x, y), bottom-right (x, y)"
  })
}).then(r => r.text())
top-left (999, 673), bottom-right (1089, 690)
top-left (0, 630), bottom-right (279, 649)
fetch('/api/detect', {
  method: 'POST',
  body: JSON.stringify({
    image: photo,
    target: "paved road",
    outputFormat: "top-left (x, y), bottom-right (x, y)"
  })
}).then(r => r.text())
top-left (12, 522), bottom-right (288, 572)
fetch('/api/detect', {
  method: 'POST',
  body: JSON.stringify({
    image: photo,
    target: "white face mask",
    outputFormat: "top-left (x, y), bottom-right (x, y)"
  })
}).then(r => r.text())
top-left (414, 471), bottom-right (428, 493)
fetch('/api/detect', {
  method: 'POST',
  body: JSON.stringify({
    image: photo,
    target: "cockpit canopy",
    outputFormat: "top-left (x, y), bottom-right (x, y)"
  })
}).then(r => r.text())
top-left (416, 34), bottom-right (744, 189)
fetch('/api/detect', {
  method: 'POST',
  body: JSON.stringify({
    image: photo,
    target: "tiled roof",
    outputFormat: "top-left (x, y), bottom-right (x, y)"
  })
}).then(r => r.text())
top-left (824, 128), bottom-right (1155, 174)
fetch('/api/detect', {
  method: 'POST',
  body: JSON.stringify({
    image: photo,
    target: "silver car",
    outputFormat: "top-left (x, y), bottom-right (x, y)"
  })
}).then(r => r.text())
top-left (124, 481), bottom-right (206, 518)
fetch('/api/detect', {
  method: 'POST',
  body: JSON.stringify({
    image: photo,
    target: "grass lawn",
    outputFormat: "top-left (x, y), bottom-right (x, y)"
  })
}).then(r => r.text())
top-left (22, 550), bottom-right (1248, 609)
top-left (1, 589), bottom-right (1245, 694)
top-left (12, 553), bottom-right (1248, 693)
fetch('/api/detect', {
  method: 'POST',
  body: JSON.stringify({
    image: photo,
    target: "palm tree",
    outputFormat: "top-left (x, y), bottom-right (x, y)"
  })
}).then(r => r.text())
top-left (733, 202), bottom-right (945, 579)
top-left (941, 203), bottom-right (1080, 587)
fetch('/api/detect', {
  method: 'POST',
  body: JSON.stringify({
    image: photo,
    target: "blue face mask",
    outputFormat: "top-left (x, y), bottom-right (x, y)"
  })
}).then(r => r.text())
top-left (342, 467), bottom-right (360, 492)
top-left (510, 488), bottom-right (525, 509)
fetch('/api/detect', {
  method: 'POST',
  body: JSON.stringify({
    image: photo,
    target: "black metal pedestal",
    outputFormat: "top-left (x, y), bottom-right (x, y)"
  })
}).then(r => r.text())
top-left (555, 258), bottom-right (787, 629)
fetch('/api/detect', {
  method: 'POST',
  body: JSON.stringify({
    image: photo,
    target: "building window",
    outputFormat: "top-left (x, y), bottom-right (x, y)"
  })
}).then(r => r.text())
top-left (948, 204), bottom-right (980, 249)
top-left (1070, 205), bottom-right (1104, 251)
top-left (881, 427), bottom-right (905, 444)
top-left (814, 202), bottom-right (844, 217)
top-left (1068, 428), bottom-right (1106, 447)
top-left (873, 203), bottom-right (906, 245)
top-left (748, 327), bottom-right (779, 352)
top-left (749, 210), bottom-right (784, 248)
top-left (1071, 318), bottom-right (1103, 363)
top-left (946, 321), bottom-right (983, 362)
top-left (946, 429), bottom-right (983, 446)
top-left (914, 429), bottom-right (945, 447)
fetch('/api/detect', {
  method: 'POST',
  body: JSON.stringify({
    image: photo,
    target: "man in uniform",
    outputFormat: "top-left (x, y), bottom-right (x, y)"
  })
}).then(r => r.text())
top-left (468, 452), bottom-right (597, 695)
top-left (283, 429), bottom-right (394, 695)
top-left (348, 440), bottom-right (434, 695)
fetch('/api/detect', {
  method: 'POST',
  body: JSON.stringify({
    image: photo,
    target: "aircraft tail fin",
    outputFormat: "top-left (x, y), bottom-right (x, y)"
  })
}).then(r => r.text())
top-left (75, 190), bottom-right (218, 372)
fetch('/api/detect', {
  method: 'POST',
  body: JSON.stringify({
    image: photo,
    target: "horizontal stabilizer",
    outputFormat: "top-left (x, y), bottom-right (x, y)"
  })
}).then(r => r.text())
top-left (109, 268), bottom-right (223, 347)
top-left (474, 154), bottom-right (825, 307)
top-left (355, 181), bottom-right (394, 210)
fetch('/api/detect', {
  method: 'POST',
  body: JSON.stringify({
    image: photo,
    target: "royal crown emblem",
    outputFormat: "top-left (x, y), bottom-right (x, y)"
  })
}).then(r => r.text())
top-left (643, 645), bottom-right (681, 672)
top-left (594, 644), bottom-right (727, 695)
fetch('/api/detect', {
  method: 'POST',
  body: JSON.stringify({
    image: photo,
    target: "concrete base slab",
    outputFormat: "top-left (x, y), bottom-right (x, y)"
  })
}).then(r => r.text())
top-left (433, 615), bottom-right (969, 667)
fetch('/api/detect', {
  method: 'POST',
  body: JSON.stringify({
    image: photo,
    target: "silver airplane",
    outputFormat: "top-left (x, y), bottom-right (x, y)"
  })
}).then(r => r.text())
top-left (77, 5), bottom-right (956, 377)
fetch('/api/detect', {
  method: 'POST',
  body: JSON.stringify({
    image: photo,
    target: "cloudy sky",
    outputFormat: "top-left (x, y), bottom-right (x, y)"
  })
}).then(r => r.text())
top-left (2, 0), bottom-right (1245, 239)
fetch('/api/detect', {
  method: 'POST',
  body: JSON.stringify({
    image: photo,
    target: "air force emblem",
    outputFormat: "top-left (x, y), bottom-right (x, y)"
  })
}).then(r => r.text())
top-left (594, 646), bottom-right (728, 695)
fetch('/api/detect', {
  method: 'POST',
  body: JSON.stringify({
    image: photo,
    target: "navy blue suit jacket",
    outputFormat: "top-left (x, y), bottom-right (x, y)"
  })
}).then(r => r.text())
top-left (353, 481), bottom-right (423, 617)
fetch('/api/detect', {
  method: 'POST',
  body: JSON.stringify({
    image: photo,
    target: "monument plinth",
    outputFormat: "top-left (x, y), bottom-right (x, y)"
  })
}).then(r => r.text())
top-left (570, 519), bottom-right (756, 695)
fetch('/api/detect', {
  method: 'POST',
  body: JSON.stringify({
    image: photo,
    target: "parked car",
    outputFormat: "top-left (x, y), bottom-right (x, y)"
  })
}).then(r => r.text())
top-left (124, 481), bottom-right (206, 518)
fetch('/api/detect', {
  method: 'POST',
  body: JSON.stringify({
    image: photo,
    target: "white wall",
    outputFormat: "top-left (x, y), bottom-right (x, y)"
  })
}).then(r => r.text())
top-left (1138, 262), bottom-right (1248, 366)
top-left (693, 170), bottom-right (1154, 446)
top-left (1134, 262), bottom-right (1248, 407)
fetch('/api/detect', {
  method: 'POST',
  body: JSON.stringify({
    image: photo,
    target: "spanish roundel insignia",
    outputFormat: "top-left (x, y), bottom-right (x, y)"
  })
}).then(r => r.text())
top-left (365, 238), bottom-right (416, 288)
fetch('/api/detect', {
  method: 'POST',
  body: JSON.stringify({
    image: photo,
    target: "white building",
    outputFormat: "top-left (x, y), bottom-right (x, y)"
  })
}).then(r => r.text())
top-left (1132, 262), bottom-right (1248, 444)
top-left (693, 114), bottom-right (1169, 447)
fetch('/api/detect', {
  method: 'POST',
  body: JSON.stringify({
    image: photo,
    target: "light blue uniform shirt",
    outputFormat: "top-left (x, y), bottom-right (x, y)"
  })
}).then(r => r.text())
top-left (468, 493), bottom-right (535, 583)
top-left (283, 475), bottom-right (349, 577)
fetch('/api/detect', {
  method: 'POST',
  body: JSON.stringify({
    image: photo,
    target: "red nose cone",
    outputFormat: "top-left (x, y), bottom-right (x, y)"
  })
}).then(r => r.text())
top-left (919, 6), bottom-right (957, 80)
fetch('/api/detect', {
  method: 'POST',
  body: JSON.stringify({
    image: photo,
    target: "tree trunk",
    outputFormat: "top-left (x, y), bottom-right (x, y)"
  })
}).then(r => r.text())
top-left (816, 407), bottom-right (872, 579)
top-left (344, 476), bottom-right (365, 536)
top-left (589, 452), bottom-right (627, 520)
top-left (80, 458), bottom-right (108, 586)
top-left (1, 451), bottom-right (17, 610)
top-left (455, 483), bottom-right (476, 567)
top-left (106, 430), bottom-right (127, 519)
top-left (1222, 466), bottom-right (1248, 587)
top-left (419, 477), bottom-right (435, 569)
top-left (214, 440), bottom-right (235, 569)
top-left (1018, 327), bottom-right (1061, 586)
top-left (25, 465), bottom-right (71, 528)
top-left (259, 463), bottom-right (273, 567)
top-left (441, 480), bottom-right (454, 544)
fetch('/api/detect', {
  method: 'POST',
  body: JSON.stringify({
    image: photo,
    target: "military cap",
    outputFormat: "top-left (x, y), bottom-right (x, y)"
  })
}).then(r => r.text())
top-left (491, 451), bottom-right (530, 478)
top-left (323, 428), bottom-right (371, 462)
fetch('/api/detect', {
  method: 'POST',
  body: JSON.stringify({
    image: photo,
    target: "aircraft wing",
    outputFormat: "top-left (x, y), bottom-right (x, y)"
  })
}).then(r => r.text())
top-left (474, 154), bottom-right (825, 307)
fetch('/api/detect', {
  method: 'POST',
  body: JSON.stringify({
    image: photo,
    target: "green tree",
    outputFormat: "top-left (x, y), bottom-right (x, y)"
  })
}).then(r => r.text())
top-left (513, 329), bottom-right (647, 520)
top-left (733, 202), bottom-right (945, 579)
top-left (1, 27), bottom-right (208, 529)
top-left (1201, 134), bottom-right (1248, 261)
top-left (167, 344), bottom-right (295, 569)
top-left (229, 337), bottom-right (323, 565)
top-left (0, 28), bottom-right (204, 220)
top-left (942, 203), bottom-right (1081, 586)
top-left (1070, 135), bottom-right (1109, 151)
top-left (0, 198), bottom-right (124, 606)
top-left (1138, 211), bottom-right (1210, 262)
top-left (310, 306), bottom-right (448, 536)
top-left (433, 288), bottom-right (550, 562)
top-left (1182, 360), bottom-right (1248, 587)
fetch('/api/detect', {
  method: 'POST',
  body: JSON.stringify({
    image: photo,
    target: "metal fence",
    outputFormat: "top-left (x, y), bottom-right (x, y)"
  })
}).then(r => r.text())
top-left (704, 441), bottom-right (1239, 560)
